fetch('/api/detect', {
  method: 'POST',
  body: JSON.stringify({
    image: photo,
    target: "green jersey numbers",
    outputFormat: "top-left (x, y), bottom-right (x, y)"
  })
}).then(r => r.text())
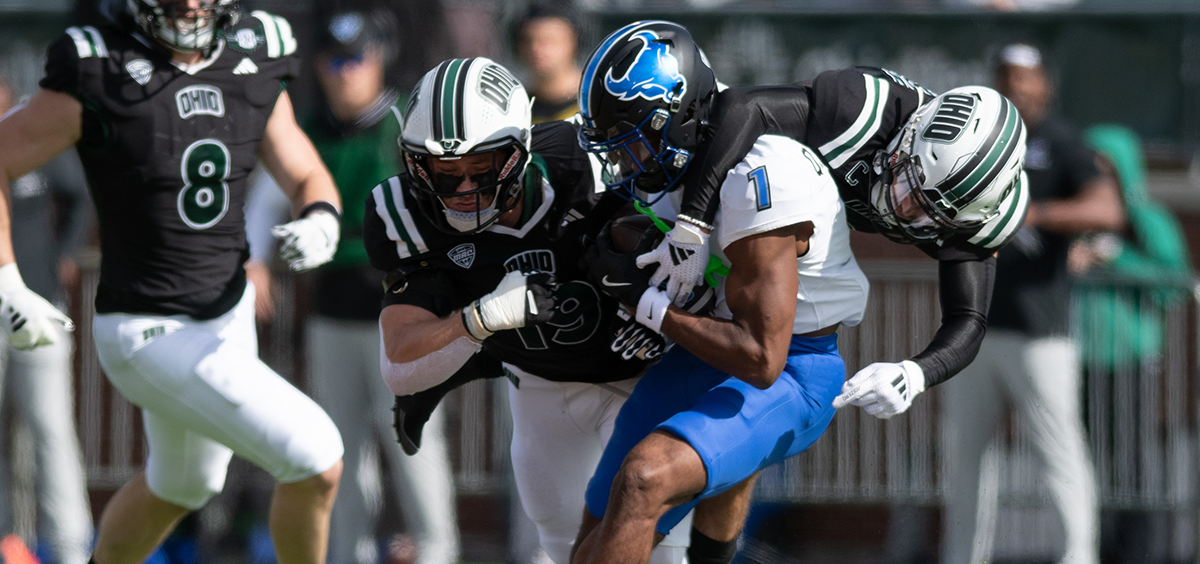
top-left (515, 280), bottom-right (602, 350)
top-left (178, 139), bottom-right (231, 229)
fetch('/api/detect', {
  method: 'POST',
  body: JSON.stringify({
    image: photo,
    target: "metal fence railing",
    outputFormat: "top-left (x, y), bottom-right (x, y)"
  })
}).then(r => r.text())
top-left (70, 261), bottom-right (1200, 532)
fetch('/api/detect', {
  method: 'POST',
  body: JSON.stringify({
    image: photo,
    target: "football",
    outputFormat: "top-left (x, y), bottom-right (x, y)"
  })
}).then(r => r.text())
top-left (609, 214), bottom-right (672, 253)
top-left (606, 214), bottom-right (718, 316)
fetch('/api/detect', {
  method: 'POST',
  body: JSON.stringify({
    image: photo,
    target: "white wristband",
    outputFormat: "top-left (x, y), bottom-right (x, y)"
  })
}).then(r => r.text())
top-left (635, 287), bottom-right (671, 334)
top-left (462, 302), bottom-right (493, 341)
top-left (0, 263), bottom-right (23, 291)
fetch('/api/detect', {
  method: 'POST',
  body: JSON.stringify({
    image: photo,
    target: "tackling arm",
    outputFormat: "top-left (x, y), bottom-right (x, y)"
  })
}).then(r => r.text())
top-left (911, 256), bottom-right (995, 387)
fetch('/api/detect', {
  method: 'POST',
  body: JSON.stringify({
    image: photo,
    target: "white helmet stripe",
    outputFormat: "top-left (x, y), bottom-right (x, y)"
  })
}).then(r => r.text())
top-left (969, 171), bottom-right (1029, 248)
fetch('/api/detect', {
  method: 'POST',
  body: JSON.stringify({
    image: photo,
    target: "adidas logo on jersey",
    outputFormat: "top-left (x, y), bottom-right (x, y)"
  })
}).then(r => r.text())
top-left (232, 58), bottom-right (259, 75)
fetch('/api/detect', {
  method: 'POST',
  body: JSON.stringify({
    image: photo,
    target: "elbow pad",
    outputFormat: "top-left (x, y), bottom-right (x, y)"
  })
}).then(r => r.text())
top-left (379, 334), bottom-right (482, 396)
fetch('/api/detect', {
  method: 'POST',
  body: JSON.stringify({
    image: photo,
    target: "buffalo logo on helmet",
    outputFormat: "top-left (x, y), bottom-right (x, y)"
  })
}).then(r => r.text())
top-left (603, 30), bottom-right (688, 104)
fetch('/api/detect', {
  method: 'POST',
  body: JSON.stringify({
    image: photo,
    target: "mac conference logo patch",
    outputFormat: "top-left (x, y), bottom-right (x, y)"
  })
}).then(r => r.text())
top-left (448, 243), bottom-right (476, 268)
top-left (126, 59), bottom-right (153, 86)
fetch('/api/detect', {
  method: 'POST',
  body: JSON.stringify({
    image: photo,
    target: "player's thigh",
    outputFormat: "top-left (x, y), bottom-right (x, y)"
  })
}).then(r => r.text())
top-left (96, 315), bottom-right (343, 483)
top-left (142, 408), bottom-right (235, 509)
top-left (661, 338), bottom-right (844, 497)
top-left (1017, 336), bottom-right (1083, 418)
top-left (508, 374), bottom-right (606, 517)
top-left (583, 347), bottom-right (718, 519)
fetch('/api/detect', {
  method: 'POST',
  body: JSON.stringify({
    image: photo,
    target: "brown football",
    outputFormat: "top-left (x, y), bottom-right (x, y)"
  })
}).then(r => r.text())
top-left (609, 214), bottom-right (673, 254)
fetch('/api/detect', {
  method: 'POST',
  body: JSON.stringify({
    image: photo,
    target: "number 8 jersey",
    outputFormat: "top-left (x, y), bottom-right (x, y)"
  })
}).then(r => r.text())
top-left (39, 12), bottom-right (300, 319)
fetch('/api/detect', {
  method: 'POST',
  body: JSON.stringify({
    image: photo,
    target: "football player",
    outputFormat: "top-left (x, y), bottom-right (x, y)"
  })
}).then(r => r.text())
top-left (0, 1), bottom-right (345, 563)
top-left (642, 68), bottom-right (1028, 429)
top-left (570, 22), bottom-right (1027, 564)
top-left (363, 57), bottom-right (691, 564)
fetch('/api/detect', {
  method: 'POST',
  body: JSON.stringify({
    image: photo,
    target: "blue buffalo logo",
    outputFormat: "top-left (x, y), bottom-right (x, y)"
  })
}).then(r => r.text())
top-left (604, 30), bottom-right (687, 104)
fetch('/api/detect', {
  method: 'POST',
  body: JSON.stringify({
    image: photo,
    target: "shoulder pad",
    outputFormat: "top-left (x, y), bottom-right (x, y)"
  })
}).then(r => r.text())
top-left (371, 176), bottom-right (431, 260)
top-left (64, 26), bottom-right (109, 59)
top-left (227, 11), bottom-right (296, 58)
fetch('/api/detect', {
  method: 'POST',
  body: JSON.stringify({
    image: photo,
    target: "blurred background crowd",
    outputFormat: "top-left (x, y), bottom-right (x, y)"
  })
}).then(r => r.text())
top-left (2, 0), bottom-right (1200, 563)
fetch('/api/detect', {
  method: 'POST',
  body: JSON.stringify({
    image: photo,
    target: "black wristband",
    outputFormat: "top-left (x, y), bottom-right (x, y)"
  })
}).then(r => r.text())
top-left (299, 200), bottom-right (341, 221)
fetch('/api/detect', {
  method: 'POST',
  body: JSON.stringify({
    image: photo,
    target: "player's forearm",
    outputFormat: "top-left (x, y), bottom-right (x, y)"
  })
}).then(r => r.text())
top-left (663, 310), bottom-right (788, 389)
top-left (288, 170), bottom-right (341, 217)
top-left (911, 257), bottom-right (994, 386)
top-left (381, 306), bottom-right (475, 364)
top-left (0, 177), bottom-right (14, 266)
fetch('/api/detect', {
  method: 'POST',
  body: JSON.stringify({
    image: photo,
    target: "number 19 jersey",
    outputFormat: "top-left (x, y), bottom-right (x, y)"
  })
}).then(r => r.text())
top-left (39, 13), bottom-right (301, 319)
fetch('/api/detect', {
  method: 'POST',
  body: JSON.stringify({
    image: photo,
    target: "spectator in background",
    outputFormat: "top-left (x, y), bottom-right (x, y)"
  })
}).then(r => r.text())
top-left (0, 75), bottom-right (93, 564)
top-left (243, 10), bottom-right (459, 564)
top-left (1073, 124), bottom-right (1192, 564)
top-left (516, 3), bottom-right (582, 123)
top-left (941, 43), bottom-right (1124, 564)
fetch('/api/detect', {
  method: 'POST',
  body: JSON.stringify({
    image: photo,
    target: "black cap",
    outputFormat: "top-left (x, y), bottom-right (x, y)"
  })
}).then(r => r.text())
top-left (316, 10), bottom-right (390, 58)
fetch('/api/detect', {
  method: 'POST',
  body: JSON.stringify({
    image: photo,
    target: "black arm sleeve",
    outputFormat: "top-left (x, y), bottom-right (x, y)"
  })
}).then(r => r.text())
top-left (911, 256), bottom-right (995, 387)
top-left (678, 85), bottom-right (811, 224)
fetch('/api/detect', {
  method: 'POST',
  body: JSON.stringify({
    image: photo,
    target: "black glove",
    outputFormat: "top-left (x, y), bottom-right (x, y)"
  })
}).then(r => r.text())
top-left (584, 221), bottom-right (657, 309)
top-left (610, 313), bottom-right (668, 361)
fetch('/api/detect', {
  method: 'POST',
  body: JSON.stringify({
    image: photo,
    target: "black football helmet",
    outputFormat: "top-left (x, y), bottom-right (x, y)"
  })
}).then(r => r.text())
top-left (128, 0), bottom-right (240, 52)
top-left (577, 20), bottom-right (717, 203)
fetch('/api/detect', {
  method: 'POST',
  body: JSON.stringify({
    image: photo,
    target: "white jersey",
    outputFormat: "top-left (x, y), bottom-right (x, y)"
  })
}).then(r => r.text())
top-left (658, 134), bottom-right (869, 334)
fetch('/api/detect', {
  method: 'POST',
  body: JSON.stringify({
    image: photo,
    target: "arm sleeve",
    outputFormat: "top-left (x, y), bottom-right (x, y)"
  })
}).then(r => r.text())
top-left (911, 256), bottom-right (995, 386)
top-left (678, 85), bottom-right (810, 224)
top-left (380, 333), bottom-right (483, 395)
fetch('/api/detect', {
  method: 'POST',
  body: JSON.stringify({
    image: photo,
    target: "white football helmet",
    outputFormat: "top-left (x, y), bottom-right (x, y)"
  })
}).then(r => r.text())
top-left (401, 57), bottom-right (534, 234)
top-left (128, 0), bottom-right (240, 52)
top-left (870, 85), bottom-right (1027, 242)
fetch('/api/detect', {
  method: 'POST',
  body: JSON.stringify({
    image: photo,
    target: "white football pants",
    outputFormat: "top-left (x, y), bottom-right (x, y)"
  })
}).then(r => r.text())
top-left (506, 367), bottom-right (691, 564)
top-left (308, 317), bottom-right (459, 564)
top-left (942, 330), bottom-right (1098, 564)
top-left (93, 284), bottom-right (344, 509)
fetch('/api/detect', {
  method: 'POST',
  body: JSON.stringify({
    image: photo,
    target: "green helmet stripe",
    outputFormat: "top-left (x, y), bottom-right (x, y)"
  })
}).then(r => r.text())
top-left (971, 172), bottom-right (1028, 248)
top-left (819, 76), bottom-right (889, 168)
top-left (942, 99), bottom-right (1021, 204)
top-left (437, 58), bottom-right (467, 144)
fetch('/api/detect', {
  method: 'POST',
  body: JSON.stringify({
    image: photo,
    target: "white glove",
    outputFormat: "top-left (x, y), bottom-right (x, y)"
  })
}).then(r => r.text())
top-left (271, 211), bottom-right (340, 272)
top-left (0, 264), bottom-right (74, 350)
top-left (636, 219), bottom-right (710, 307)
top-left (832, 360), bottom-right (926, 419)
top-left (462, 270), bottom-right (556, 340)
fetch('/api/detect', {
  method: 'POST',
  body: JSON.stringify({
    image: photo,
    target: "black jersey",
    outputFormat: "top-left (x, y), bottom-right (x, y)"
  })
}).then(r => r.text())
top-left (679, 68), bottom-right (1016, 387)
top-left (39, 13), bottom-right (301, 319)
top-left (684, 67), bottom-right (1024, 262)
top-left (363, 120), bottom-right (649, 384)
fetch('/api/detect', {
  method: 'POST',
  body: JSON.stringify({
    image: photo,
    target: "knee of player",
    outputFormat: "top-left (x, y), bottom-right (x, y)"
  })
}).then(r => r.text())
top-left (304, 458), bottom-right (343, 494)
top-left (613, 454), bottom-right (677, 506)
top-left (147, 472), bottom-right (226, 510)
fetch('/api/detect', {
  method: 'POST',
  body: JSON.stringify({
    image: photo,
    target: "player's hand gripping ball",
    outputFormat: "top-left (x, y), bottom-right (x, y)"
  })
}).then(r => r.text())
top-left (605, 215), bottom-right (718, 316)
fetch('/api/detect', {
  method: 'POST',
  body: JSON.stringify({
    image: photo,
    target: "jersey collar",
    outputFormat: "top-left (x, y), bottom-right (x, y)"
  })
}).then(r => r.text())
top-left (170, 39), bottom-right (225, 75)
top-left (485, 178), bottom-right (554, 239)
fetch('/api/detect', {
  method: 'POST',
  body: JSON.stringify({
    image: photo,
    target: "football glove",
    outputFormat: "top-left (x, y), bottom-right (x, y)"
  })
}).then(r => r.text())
top-left (833, 360), bottom-right (926, 419)
top-left (609, 310), bottom-right (667, 361)
top-left (271, 211), bottom-right (340, 272)
top-left (637, 219), bottom-right (710, 307)
top-left (585, 221), bottom-right (657, 309)
top-left (0, 264), bottom-right (73, 350)
top-left (462, 270), bottom-right (556, 341)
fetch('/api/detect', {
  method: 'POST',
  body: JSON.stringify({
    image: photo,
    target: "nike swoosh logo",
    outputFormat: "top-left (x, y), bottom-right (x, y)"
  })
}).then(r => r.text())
top-left (602, 275), bottom-right (632, 287)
